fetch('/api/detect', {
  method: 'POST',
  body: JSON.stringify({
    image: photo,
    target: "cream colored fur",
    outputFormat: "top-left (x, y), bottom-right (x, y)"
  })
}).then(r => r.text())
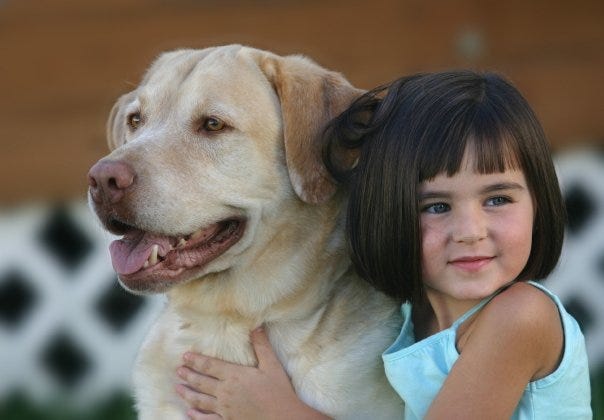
top-left (97, 45), bottom-right (403, 419)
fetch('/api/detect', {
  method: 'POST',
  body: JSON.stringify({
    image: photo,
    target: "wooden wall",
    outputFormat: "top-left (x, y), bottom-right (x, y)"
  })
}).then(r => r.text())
top-left (1, 0), bottom-right (603, 204)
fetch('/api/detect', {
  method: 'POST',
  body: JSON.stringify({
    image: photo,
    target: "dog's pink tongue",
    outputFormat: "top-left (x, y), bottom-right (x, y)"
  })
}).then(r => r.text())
top-left (109, 231), bottom-right (171, 275)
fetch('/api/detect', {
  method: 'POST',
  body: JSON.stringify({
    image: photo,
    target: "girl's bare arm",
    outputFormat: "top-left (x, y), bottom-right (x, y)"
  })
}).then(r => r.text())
top-left (426, 283), bottom-right (564, 419)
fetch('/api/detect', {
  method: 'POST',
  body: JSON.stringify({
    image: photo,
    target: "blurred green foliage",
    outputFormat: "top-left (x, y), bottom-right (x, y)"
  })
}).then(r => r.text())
top-left (0, 392), bottom-right (136, 420)
top-left (593, 368), bottom-right (604, 420)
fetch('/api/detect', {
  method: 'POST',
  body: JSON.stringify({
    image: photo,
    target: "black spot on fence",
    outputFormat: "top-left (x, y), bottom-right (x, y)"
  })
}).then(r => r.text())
top-left (0, 269), bottom-right (37, 329)
top-left (564, 296), bottom-right (594, 333)
top-left (564, 184), bottom-right (596, 235)
top-left (96, 278), bottom-right (146, 332)
top-left (41, 331), bottom-right (91, 388)
top-left (38, 206), bottom-right (94, 271)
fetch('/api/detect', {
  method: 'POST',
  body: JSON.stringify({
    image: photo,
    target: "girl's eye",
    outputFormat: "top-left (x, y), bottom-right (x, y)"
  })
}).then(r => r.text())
top-left (486, 196), bottom-right (511, 206)
top-left (127, 112), bottom-right (142, 130)
top-left (202, 117), bottom-right (226, 132)
top-left (422, 202), bottom-right (450, 214)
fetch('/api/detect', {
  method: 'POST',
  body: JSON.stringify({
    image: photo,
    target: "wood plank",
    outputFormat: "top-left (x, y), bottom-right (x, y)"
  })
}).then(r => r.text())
top-left (1, 0), bottom-right (602, 204)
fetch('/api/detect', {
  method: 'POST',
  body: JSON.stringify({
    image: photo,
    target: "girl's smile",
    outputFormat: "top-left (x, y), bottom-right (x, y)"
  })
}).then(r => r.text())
top-left (448, 255), bottom-right (495, 272)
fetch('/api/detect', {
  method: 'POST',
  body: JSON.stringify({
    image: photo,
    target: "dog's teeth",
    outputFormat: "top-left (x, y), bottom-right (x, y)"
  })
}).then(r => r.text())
top-left (149, 244), bottom-right (159, 265)
top-left (143, 260), bottom-right (149, 268)
top-left (190, 229), bottom-right (203, 240)
top-left (177, 238), bottom-right (187, 248)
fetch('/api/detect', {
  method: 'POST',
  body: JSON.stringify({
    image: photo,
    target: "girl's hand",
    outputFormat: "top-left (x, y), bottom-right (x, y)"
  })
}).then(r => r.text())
top-left (175, 327), bottom-right (330, 420)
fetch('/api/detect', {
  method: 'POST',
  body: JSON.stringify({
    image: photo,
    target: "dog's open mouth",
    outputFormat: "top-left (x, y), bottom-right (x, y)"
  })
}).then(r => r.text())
top-left (107, 217), bottom-right (246, 286)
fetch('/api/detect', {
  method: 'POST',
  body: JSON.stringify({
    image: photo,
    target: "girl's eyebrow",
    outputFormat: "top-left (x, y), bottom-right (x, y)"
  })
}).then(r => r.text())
top-left (482, 182), bottom-right (525, 194)
top-left (418, 190), bottom-right (450, 201)
top-left (418, 182), bottom-right (525, 201)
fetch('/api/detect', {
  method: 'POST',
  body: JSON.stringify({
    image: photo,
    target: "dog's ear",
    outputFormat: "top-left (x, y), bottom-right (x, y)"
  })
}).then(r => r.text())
top-left (106, 91), bottom-right (136, 151)
top-left (258, 53), bottom-right (363, 204)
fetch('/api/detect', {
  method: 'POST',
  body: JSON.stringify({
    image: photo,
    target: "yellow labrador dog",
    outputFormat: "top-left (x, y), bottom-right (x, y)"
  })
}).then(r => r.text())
top-left (88, 45), bottom-right (403, 419)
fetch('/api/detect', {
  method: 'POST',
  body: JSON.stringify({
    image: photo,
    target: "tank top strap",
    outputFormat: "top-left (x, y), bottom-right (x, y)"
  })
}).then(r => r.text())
top-left (451, 298), bottom-right (489, 328)
top-left (451, 284), bottom-right (511, 328)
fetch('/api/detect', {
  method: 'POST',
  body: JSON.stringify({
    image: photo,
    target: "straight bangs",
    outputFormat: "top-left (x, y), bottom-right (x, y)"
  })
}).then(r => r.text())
top-left (416, 98), bottom-right (523, 183)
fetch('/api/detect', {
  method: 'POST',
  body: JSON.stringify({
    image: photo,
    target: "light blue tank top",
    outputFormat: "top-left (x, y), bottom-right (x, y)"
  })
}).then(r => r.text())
top-left (382, 281), bottom-right (592, 419)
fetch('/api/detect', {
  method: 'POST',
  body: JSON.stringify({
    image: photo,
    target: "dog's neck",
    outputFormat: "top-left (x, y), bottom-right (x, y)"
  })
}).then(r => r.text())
top-left (158, 195), bottom-right (354, 366)
top-left (167, 194), bottom-right (352, 324)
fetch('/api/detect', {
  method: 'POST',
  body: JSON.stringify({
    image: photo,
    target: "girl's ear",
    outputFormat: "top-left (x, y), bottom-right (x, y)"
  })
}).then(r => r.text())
top-left (256, 53), bottom-right (363, 204)
top-left (106, 91), bottom-right (136, 151)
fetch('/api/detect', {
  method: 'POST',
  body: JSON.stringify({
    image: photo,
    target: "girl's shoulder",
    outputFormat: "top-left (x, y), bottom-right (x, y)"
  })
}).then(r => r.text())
top-left (462, 282), bottom-right (564, 380)
top-left (481, 281), bottom-right (560, 329)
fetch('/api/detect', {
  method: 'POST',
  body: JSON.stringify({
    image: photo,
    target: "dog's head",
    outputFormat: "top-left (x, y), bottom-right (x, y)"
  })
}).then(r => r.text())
top-left (88, 45), bottom-right (362, 294)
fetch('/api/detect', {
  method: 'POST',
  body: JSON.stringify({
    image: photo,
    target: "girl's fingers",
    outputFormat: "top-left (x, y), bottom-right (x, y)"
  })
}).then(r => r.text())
top-left (177, 366), bottom-right (219, 396)
top-left (175, 383), bottom-right (218, 413)
top-left (183, 352), bottom-right (229, 379)
top-left (251, 327), bottom-right (282, 371)
top-left (187, 408), bottom-right (222, 420)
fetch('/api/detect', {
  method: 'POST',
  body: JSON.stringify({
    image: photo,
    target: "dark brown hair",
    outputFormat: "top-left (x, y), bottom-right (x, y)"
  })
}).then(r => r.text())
top-left (324, 70), bottom-right (566, 303)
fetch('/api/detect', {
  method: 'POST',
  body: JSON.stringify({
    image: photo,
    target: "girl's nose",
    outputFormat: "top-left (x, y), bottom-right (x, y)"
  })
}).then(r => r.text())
top-left (451, 207), bottom-right (487, 243)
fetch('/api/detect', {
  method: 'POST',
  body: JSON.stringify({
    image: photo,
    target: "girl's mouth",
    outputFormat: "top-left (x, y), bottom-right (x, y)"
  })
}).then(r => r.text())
top-left (449, 256), bottom-right (494, 272)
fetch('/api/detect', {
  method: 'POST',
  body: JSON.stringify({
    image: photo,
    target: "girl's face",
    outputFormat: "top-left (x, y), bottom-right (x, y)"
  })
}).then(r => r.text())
top-left (419, 149), bottom-right (534, 307)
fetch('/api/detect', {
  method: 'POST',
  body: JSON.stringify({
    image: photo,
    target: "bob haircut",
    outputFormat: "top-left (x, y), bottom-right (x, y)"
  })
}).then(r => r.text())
top-left (324, 70), bottom-right (566, 303)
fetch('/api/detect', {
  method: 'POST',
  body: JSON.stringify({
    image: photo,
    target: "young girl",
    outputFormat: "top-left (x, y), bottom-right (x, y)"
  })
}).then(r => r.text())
top-left (174, 71), bottom-right (592, 419)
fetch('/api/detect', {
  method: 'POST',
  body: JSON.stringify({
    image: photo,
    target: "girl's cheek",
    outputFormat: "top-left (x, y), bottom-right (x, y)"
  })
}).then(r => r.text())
top-left (421, 223), bottom-right (445, 258)
top-left (421, 219), bottom-right (446, 243)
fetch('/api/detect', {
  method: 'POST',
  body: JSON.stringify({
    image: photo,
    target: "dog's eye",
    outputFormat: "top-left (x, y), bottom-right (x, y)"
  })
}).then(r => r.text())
top-left (202, 117), bottom-right (225, 132)
top-left (127, 113), bottom-right (142, 130)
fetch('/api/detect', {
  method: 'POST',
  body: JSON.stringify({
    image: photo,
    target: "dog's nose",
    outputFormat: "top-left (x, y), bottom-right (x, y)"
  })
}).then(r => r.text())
top-left (88, 160), bottom-right (135, 204)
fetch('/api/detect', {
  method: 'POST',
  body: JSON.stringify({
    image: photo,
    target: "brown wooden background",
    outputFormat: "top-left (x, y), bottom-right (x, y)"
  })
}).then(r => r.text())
top-left (1, 0), bottom-right (603, 205)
